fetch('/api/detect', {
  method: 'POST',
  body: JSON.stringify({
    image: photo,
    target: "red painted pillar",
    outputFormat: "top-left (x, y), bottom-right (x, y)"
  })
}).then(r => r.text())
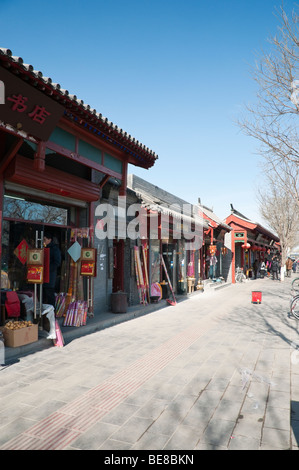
top-left (231, 230), bottom-right (235, 284)
top-left (119, 160), bottom-right (128, 197)
top-left (33, 141), bottom-right (46, 172)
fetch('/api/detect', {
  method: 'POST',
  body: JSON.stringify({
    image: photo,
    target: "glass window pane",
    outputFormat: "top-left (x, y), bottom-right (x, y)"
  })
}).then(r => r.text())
top-left (3, 195), bottom-right (68, 225)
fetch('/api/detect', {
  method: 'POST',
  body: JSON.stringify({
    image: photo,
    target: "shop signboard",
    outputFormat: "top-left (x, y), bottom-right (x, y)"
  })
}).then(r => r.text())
top-left (81, 248), bottom-right (96, 261)
top-left (80, 248), bottom-right (97, 277)
top-left (0, 66), bottom-right (64, 141)
top-left (27, 249), bottom-right (44, 283)
top-left (80, 262), bottom-right (96, 276)
top-left (27, 249), bottom-right (44, 265)
top-left (27, 266), bottom-right (43, 283)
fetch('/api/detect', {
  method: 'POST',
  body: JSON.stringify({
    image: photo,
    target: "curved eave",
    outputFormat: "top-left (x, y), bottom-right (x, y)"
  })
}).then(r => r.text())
top-left (0, 48), bottom-right (158, 169)
top-left (226, 214), bottom-right (279, 242)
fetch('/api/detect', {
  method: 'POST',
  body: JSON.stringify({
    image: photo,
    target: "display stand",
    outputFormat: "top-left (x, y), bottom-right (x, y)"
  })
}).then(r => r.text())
top-left (62, 228), bottom-right (96, 327)
top-left (27, 230), bottom-right (45, 328)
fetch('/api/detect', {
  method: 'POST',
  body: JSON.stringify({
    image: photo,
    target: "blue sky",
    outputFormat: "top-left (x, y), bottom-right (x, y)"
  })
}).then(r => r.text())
top-left (0, 0), bottom-right (296, 224)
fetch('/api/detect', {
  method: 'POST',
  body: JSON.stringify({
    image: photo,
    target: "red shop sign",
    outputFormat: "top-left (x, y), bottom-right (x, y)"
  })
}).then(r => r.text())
top-left (0, 66), bottom-right (64, 141)
top-left (27, 266), bottom-right (43, 283)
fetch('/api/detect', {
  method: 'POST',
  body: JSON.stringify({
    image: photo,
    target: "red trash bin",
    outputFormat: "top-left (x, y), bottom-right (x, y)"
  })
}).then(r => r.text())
top-left (252, 291), bottom-right (262, 303)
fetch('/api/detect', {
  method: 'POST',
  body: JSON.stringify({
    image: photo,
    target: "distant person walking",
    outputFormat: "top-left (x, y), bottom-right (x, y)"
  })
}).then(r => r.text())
top-left (286, 257), bottom-right (293, 277)
top-left (292, 260), bottom-right (297, 273)
top-left (271, 256), bottom-right (279, 281)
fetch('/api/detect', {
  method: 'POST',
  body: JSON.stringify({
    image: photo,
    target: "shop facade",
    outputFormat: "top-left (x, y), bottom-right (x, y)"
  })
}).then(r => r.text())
top-left (200, 203), bottom-right (232, 282)
top-left (225, 206), bottom-right (280, 283)
top-left (0, 48), bottom-right (157, 329)
top-left (127, 175), bottom-right (209, 300)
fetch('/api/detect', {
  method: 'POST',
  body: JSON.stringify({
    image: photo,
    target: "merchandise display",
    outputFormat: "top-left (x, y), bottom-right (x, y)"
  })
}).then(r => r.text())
top-left (134, 246), bottom-right (147, 305)
top-left (63, 300), bottom-right (88, 327)
top-left (3, 321), bottom-right (38, 347)
top-left (4, 320), bottom-right (33, 329)
top-left (1, 227), bottom-right (96, 350)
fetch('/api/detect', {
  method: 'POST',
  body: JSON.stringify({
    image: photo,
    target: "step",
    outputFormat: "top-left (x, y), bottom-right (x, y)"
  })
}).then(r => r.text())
top-left (203, 279), bottom-right (231, 290)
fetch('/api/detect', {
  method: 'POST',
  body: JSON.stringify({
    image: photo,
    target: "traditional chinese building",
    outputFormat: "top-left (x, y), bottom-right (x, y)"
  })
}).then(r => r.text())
top-left (199, 202), bottom-right (232, 282)
top-left (127, 175), bottom-right (209, 297)
top-left (225, 205), bottom-right (280, 283)
top-left (0, 48), bottom-right (157, 327)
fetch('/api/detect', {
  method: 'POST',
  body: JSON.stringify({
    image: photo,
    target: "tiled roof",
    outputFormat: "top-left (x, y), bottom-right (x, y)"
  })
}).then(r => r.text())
top-left (0, 48), bottom-right (158, 168)
top-left (228, 206), bottom-right (279, 241)
top-left (127, 174), bottom-right (209, 228)
top-left (200, 204), bottom-right (231, 231)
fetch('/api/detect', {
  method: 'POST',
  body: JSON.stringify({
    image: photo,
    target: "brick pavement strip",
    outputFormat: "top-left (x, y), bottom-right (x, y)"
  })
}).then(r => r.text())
top-left (0, 277), bottom-right (298, 450)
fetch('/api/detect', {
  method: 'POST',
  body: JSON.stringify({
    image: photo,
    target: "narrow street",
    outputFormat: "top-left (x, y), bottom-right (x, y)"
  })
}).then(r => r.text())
top-left (0, 276), bottom-right (298, 451)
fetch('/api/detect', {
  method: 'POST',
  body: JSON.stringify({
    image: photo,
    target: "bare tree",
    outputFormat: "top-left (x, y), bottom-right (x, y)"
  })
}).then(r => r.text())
top-left (258, 171), bottom-right (299, 273)
top-left (262, 154), bottom-right (299, 203)
top-left (4, 197), bottom-right (67, 225)
top-left (238, 3), bottom-right (299, 203)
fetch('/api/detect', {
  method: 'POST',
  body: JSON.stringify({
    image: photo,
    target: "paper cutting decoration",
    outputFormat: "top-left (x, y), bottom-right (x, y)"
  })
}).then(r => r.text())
top-left (67, 241), bottom-right (82, 262)
top-left (14, 239), bottom-right (28, 265)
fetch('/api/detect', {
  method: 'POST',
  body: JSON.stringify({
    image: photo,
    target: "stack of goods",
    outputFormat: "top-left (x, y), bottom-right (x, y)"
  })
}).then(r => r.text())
top-left (3, 320), bottom-right (38, 347)
top-left (4, 320), bottom-right (33, 330)
top-left (63, 300), bottom-right (88, 327)
top-left (55, 293), bottom-right (66, 318)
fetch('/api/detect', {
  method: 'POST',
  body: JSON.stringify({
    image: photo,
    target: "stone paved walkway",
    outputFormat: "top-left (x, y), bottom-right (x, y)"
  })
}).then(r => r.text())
top-left (0, 276), bottom-right (298, 450)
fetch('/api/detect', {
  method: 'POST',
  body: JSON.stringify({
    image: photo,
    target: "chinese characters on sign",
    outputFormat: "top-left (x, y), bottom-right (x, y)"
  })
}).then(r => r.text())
top-left (7, 94), bottom-right (51, 124)
top-left (0, 66), bottom-right (64, 140)
top-left (13, 239), bottom-right (29, 265)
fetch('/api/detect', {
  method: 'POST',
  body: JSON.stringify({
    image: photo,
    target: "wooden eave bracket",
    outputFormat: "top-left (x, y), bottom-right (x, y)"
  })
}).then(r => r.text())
top-left (0, 136), bottom-right (23, 174)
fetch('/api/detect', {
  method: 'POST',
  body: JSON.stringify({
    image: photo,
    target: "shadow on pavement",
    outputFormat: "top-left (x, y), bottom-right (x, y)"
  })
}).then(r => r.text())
top-left (291, 401), bottom-right (299, 446)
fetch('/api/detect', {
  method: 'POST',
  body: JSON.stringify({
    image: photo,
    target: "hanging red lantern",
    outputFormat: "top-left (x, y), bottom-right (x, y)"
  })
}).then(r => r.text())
top-left (241, 243), bottom-right (251, 249)
top-left (208, 245), bottom-right (217, 255)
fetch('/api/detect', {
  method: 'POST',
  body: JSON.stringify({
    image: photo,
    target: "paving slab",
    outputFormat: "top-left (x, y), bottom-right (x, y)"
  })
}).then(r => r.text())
top-left (0, 276), bottom-right (298, 450)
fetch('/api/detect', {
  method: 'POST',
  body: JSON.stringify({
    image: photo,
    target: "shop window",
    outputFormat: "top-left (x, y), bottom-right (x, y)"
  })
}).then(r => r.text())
top-left (1, 221), bottom-right (70, 293)
top-left (3, 194), bottom-right (69, 226)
